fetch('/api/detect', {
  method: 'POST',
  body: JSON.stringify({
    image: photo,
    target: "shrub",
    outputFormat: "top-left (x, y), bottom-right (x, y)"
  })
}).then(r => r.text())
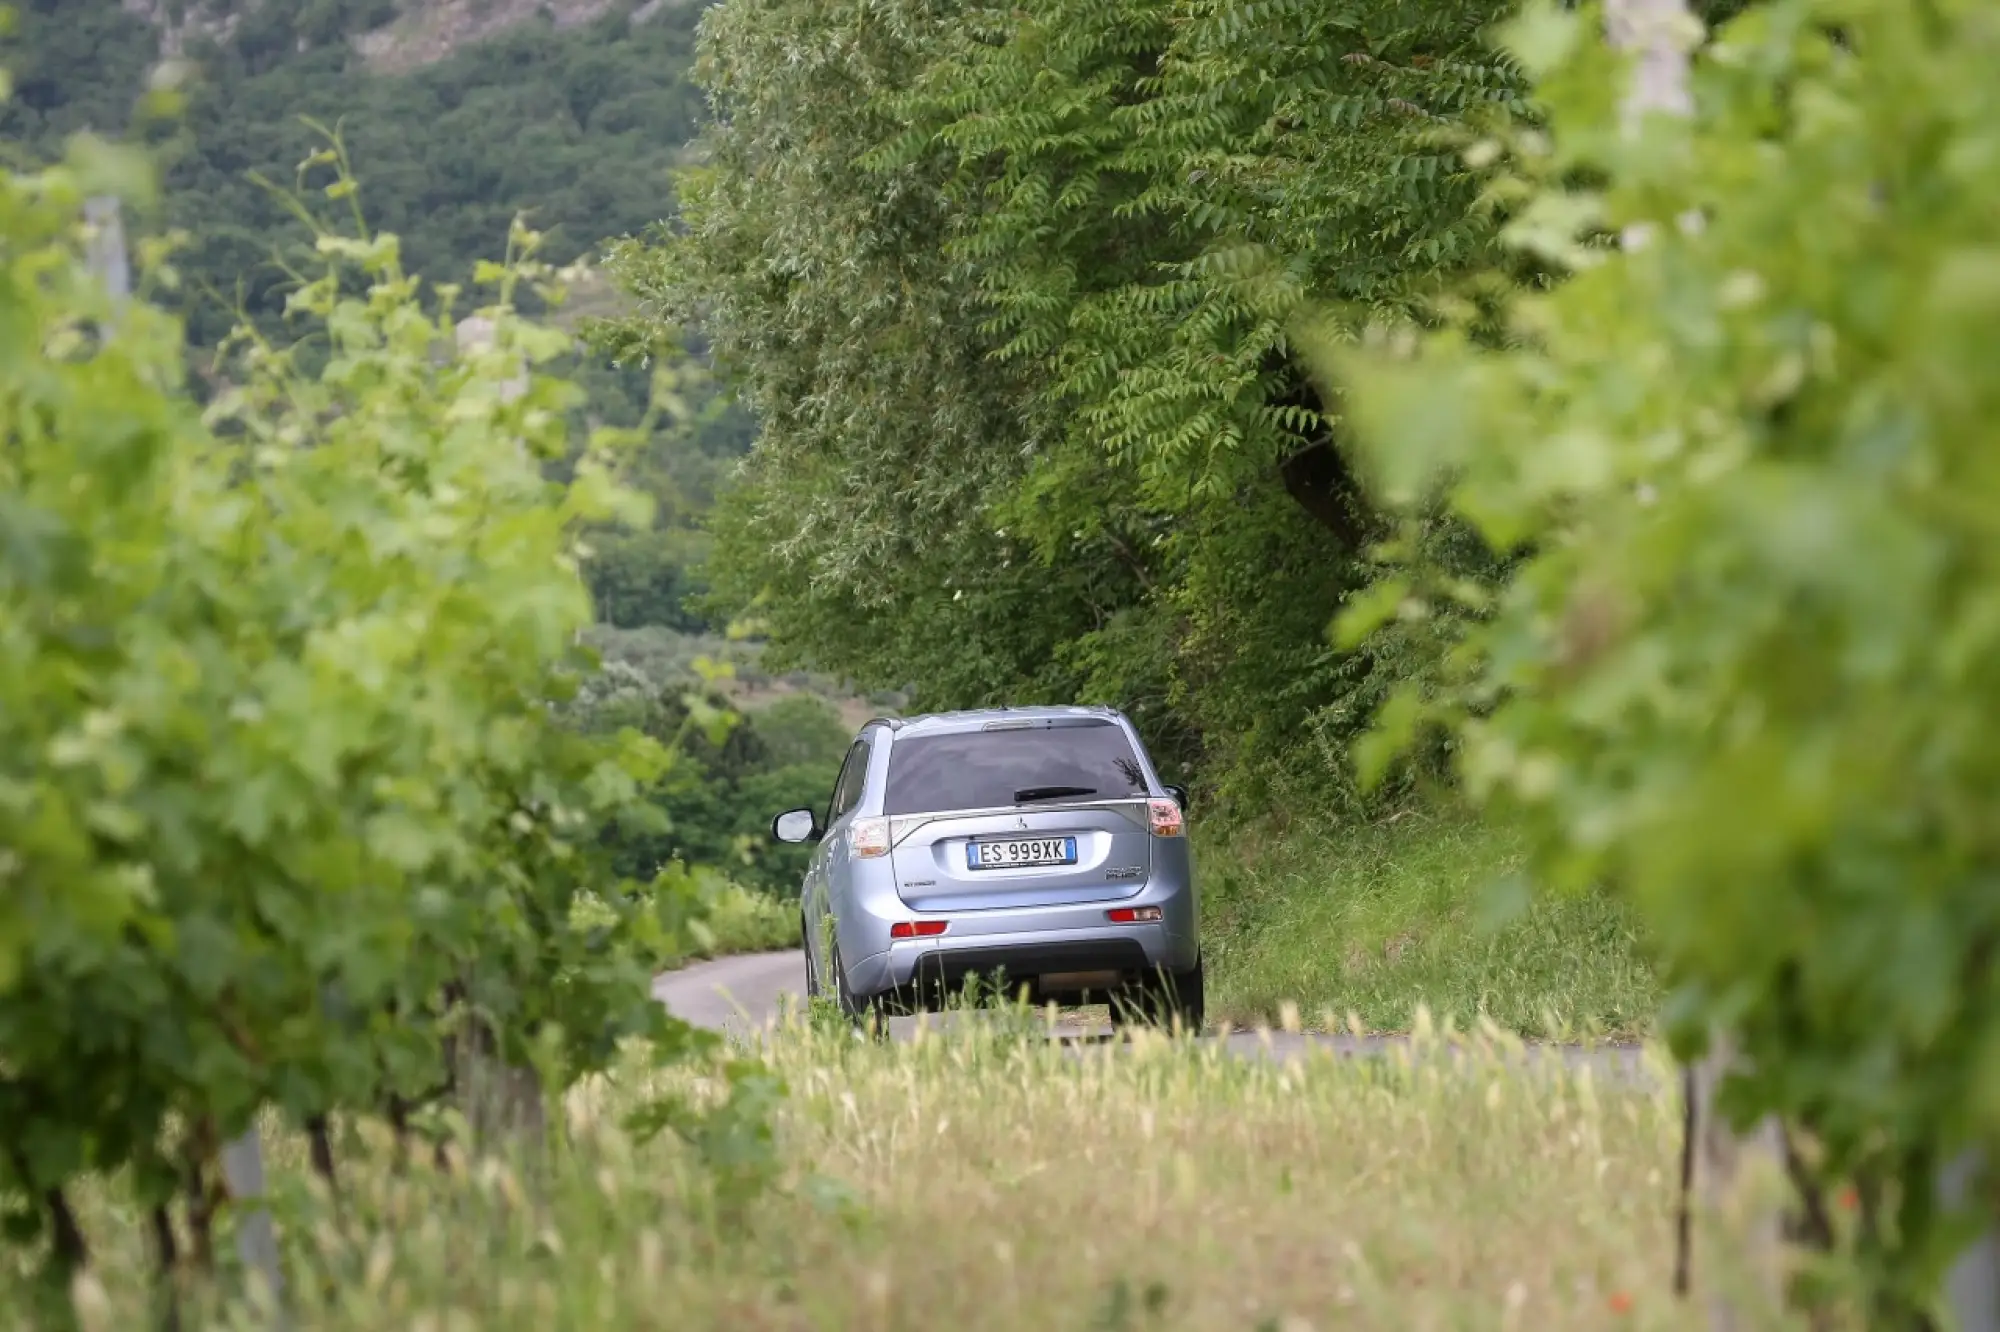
top-left (0, 129), bottom-right (730, 1299)
top-left (1329, 0), bottom-right (2000, 1319)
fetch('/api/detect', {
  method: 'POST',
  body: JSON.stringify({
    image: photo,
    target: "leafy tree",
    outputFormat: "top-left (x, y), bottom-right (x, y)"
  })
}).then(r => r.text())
top-left (1330, 0), bottom-right (2000, 1319)
top-left (602, 0), bottom-right (1528, 805)
top-left (748, 693), bottom-right (854, 771)
top-left (566, 354), bottom-right (759, 632)
top-left (585, 524), bottom-right (713, 631)
top-left (569, 662), bottom-right (853, 897)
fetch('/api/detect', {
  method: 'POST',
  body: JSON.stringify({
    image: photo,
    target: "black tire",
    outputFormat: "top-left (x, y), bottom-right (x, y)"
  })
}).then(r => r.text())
top-left (802, 919), bottom-right (820, 1000)
top-left (1112, 955), bottom-right (1206, 1035)
top-left (831, 942), bottom-right (890, 1040)
top-left (1169, 954), bottom-right (1207, 1032)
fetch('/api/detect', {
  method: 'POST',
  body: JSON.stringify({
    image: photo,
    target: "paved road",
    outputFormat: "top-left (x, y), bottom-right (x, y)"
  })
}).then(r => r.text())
top-left (655, 949), bottom-right (810, 1035)
top-left (654, 950), bottom-right (1656, 1080)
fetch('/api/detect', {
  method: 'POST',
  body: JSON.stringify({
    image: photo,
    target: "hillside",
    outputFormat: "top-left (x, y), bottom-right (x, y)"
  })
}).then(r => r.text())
top-left (3, 0), bottom-right (707, 345)
top-left (6, 0), bottom-right (763, 651)
top-left (1, 0), bottom-right (896, 890)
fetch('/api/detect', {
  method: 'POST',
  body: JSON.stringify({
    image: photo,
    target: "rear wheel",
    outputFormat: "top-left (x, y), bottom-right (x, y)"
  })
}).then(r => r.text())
top-left (832, 942), bottom-right (890, 1040)
top-left (1111, 955), bottom-right (1206, 1035)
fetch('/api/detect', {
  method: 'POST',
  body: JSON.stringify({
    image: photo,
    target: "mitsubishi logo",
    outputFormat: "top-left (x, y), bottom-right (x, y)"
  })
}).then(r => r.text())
top-left (1015, 816), bottom-right (1029, 831)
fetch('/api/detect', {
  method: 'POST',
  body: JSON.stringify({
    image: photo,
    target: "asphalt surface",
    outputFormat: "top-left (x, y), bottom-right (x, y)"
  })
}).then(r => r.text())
top-left (653, 950), bottom-right (1656, 1082)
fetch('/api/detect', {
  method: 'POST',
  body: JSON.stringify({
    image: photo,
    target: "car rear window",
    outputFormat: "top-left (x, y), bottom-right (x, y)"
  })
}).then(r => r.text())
top-left (882, 720), bottom-right (1150, 816)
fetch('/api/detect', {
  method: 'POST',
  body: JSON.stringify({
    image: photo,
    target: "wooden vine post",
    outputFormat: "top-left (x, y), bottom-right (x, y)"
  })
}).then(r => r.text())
top-left (1941, 1153), bottom-right (2000, 1332)
top-left (1676, 1039), bottom-right (1790, 1328)
top-left (1594, 4), bottom-right (1790, 1321)
top-left (83, 194), bottom-right (287, 1321)
top-left (445, 313), bottom-right (550, 1164)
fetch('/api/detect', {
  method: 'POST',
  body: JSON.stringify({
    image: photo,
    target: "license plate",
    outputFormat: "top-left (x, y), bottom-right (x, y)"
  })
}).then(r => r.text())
top-left (965, 836), bottom-right (1077, 871)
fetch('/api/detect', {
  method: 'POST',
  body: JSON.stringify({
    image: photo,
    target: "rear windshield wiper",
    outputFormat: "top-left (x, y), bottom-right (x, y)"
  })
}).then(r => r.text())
top-left (1013, 785), bottom-right (1098, 804)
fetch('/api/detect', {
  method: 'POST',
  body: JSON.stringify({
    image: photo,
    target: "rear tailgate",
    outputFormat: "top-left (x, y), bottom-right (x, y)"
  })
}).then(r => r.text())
top-left (890, 801), bottom-right (1152, 911)
top-left (879, 716), bottom-right (1160, 912)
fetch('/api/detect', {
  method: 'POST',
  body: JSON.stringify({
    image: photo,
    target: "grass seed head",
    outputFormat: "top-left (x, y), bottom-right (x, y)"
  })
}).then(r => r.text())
top-left (69, 1272), bottom-right (112, 1332)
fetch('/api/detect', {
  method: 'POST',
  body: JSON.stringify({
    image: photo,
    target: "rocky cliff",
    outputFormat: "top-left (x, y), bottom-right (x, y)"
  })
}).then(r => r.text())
top-left (117, 0), bottom-right (695, 71)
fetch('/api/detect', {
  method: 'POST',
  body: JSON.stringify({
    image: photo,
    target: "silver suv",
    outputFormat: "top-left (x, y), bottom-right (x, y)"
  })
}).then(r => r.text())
top-left (771, 706), bottom-right (1203, 1030)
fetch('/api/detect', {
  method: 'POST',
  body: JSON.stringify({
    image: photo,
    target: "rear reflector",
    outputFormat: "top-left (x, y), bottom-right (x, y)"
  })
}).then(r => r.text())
top-left (1107, 906), bottom-right (1163, 924)
top-left (890, 920), bottom-right (949, 939)
top-left (1147, 799), bottom-right (1184, 838)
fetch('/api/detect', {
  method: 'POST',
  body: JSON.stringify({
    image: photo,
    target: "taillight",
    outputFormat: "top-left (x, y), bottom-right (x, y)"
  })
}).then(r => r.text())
top-left (1147, 798), bottom-right (1184, 838)
top-left (852, 818), bottom-right (891, 858)
top-left (890, 920), bottom-right (949, 939)
top-left (1107, 906), bottom-right (1163, 924)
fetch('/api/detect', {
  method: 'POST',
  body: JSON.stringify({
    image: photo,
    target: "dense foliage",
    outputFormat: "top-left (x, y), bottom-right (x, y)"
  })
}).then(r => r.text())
top-left (601, 0), bottom-right (1534, 810)
top-left (569, 664), bottom-right (854, 897)
top-left (1330, 0), bottom-right (2000, 1320)
top-left (3, 0), bottom-right (755, 643)
top-left (2, 0), bottom-right (705, 343)
top-left (567, 354), bottom-right (755, 636)
top-left (0, 134), bottom-right (722, 1297)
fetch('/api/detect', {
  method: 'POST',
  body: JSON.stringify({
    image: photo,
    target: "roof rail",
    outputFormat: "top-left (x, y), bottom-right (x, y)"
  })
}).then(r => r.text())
top-left (860, 716), bottom-right (904, 732)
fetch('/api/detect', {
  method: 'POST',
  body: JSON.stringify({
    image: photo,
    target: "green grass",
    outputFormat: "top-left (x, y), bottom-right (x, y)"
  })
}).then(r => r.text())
top-left (12, 1020), bottom-right (1800, 1332)
top-left (1200, 808), bottom-right (1659, 1039)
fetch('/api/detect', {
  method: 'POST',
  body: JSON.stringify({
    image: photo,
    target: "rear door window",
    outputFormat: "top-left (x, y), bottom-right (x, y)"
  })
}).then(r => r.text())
top-left (827, 739), bottom-right (871, 824)
top-left (882, 720), bottom-right (1149, 816)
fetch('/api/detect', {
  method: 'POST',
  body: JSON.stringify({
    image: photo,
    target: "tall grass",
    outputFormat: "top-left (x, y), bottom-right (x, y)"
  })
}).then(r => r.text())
top-left (9, 1013), bottom-right (1800, 1332)
top-left (1200, 809), bottom-right (1659, 1039)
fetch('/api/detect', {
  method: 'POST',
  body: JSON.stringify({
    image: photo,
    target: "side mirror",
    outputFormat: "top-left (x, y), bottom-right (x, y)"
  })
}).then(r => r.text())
top-left (1163, 784), bottom-right (1189, 808)
top-left (771, 808), bottom-right (821, 844)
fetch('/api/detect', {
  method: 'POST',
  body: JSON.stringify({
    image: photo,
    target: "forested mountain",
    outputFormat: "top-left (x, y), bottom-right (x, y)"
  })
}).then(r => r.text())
top-left (3, 0), bottom-right (705, 343)
top-left (4, 0), bottom-right (728, 611)
top-left (0, 0), bottom-right (875, 883)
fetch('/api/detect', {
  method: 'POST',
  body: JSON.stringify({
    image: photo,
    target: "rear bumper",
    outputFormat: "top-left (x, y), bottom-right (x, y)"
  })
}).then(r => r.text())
top-left (847, 922), bottom-right (1197, 1012)
top-left (835, 833), bottom-right (1198, 1011)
